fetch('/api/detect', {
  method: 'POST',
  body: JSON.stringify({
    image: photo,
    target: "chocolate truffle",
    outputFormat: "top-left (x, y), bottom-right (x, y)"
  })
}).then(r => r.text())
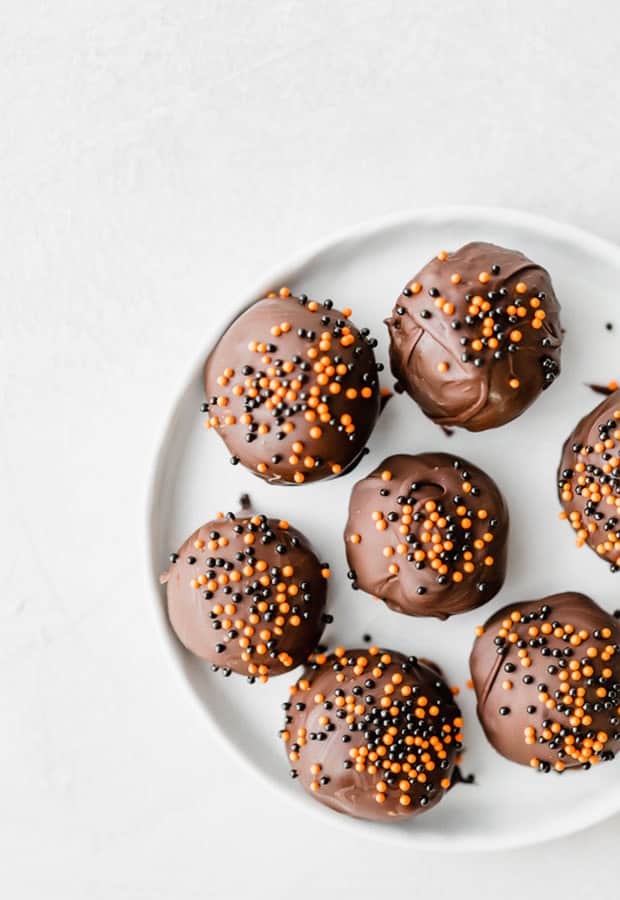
top-left (386, 242), bottom-right (562, 431)
top-left (204, 287), bottom-right (381, 484)
top-left (281, 646), bottom-right (463, 821)
top-left (161, 511), bottom-right (330, 682)
top-left (470, 592), bottom-right (620, 772)
top-left (558, 388), bottom-right (620, 571)
top-left (344, 453), bottom-right (508, 619)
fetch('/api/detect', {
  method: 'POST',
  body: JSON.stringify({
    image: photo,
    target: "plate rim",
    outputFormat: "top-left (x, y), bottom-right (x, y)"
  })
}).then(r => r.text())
top-left (145, 205), bottom-right (620, 852)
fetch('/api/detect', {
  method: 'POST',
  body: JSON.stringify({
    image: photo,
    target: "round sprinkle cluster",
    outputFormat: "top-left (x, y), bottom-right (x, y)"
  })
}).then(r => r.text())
top-left (204, 288), bottom-right (381, 484)
top-left (162, 511), bottom-right (330, 681)
top-left (281, 647), bottom-right (463, 820)
top-left (386, 242), bottom-right (562, 431)
top-left (344, 453), bottom-right (508, 619)
top-left (470, 593), bottom-right (620, 771)
top-left (558, 388), bottom-right (620, 571)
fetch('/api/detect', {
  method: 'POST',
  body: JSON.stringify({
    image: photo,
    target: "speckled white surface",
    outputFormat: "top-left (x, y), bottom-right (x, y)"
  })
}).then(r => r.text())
top-left (4, 2), bottom-right (620, 897)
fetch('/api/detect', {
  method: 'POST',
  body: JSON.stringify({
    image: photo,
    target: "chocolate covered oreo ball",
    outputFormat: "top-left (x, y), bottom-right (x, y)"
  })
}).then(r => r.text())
top-left (161, 511), bottom-right (330, 682)
top-left (386, 242), bottom-right (562, 431)
top-left (558, 388), bottom-right (620, 571)
top-left (281, 646), bottom-right (463, 821)
top-left (344, 453), bottom-right (508, 619)
top-left (470, 592), bottom-right (620, 772)
top-left (204, 287), bottom-right (381, 484)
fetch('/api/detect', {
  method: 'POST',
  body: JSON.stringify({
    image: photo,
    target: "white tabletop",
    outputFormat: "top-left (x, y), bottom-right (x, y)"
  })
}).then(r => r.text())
top-left (4, 2), bottom-right (620, 897)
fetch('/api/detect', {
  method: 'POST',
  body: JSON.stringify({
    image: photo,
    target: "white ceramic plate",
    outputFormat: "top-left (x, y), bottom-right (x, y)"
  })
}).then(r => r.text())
top-left (147, 207), bottom-right (620, 851)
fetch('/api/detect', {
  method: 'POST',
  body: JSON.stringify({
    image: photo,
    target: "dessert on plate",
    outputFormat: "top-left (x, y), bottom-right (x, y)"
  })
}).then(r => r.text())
top-left (558, 388), bottom-right (620, 571)
top-left (161, 509), bottom-right (330, 682)
top-left (470, 591), bottom-right (620, 771)
top-left (344, 453), bottom-right (508, 618)
top-left (281, 646), bottom-right (463, 820)
top-left (204, 288), bottom-right (381, 484)
top-left (386, 242), bottom-right (562, 431)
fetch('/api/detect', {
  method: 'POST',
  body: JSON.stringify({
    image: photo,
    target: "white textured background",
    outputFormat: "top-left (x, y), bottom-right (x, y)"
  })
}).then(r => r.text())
top-left (4, 2), bottom-right (620, 897)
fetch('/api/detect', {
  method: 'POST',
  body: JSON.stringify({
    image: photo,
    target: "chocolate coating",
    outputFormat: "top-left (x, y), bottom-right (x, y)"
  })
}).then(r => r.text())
top-left (470, 592), bottom-right (620, 772)
top-left (386, 242), bottom-right (562, 431)
top-left (161, 513), bottom-right (328, 681)
top-left (282, 647), bottom-right (462, 821)
top-left (558, 389), bottom-right (620, 571)
top-left (204, 289), bottom-right (381, 484)
top-left (344, 453), bottom-right (508, 619)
